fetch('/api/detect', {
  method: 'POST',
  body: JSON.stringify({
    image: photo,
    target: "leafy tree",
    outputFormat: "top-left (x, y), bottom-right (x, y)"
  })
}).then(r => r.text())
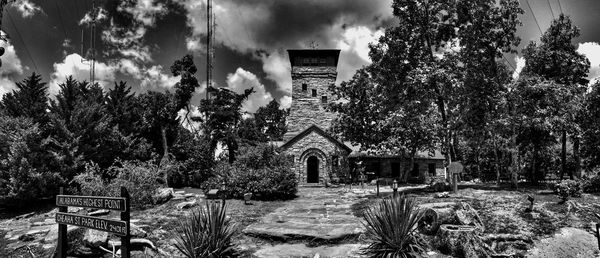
top-left (137, 91), bottom-right (180, 164)
top-left (105, 81), bottom-right (139, 134)
top-left (581, 82), bottom-right (600, 170)
top-left (0, 73), bottom-right (50, 127)
top-left (237, 117), bottom-right (267, 144)
top-left (0, 114), bottom-right (62, 201)
top-left (331, 0), bottom-right (522, 183)
top-left (521, 14), bottom-right (590, 180)
top-left (255, 99), bottom-right (287, 141)
top-left (201, 87), bottom-right (253, 163)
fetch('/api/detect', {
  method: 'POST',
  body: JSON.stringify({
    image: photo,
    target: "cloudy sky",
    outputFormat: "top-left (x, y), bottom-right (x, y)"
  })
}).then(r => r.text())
top-left (0, 0), bottom-right (599, 112)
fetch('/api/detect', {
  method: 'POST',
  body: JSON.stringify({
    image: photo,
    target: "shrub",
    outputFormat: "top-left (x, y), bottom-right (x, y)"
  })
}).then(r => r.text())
top-left (429, 177), bottom-right (451, 192)
top-left (554, 179), bottom-right (582, 201)
top-left (202, 144), bottom-right (297, 200)
top-left (74, 160), bottom-right (164, 208)
top-left (582, 175), bottom-right (600, 193)
top-left (203, 162), bottom-right (297, 200)
top-left (362, 195), bottom-right (426, 257)
top-left (173, 201), bottom-right (238, 258)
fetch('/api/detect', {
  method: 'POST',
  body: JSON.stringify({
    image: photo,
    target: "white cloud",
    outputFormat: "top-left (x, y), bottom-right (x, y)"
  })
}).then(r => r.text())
top-left (12, 0), bottom-right (43, 18)
top-left (0, 38), bottom-right (24, 98)
top-left (577, 42), bottom-right (600, 85)
top-left (49, 53), bottom-right (116, 96)
top-left (279, 95), bottom-right (292, 109)
top-left (513, 56), bottom-right (526, 80)
top-left (226, 68), bottom-right (273, 113)
top-left (178, 104), bottom-right (203, 133)
top-left (336, 26), bottom-right (383, 63)
top-left (139, 65), bottom-right (181, 90)
top-left (260, 51), bottom-right (291, 94)
top-left (79, 7), bottom-right (108, 25)
top-left (122, 0), bottom-right (168, 27)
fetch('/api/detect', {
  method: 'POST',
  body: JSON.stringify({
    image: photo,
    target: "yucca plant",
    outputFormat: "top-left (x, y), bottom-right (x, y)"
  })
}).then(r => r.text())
top-left (173, 201), bottom-right (239, 258)
top-left (362, 194), bottom-right (426, 258)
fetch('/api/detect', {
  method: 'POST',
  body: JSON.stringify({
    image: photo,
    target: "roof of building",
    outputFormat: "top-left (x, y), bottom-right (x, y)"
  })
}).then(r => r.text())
top-left (345, 142), bottom-right (445, 160)
top-left (279, 124), bottom-right (352, 153)
top-left (287, 49), bottom-right (341, 67)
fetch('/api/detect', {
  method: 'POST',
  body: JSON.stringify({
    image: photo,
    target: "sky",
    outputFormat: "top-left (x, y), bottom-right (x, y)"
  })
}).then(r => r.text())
top-left (0, 0), bottom-right (599, 113)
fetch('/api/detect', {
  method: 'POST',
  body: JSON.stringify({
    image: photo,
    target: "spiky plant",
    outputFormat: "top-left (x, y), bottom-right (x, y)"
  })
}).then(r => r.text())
top-left (362, 194), bottom-right (426, 258)
top-left (173, 201), bottom-right (238, 258)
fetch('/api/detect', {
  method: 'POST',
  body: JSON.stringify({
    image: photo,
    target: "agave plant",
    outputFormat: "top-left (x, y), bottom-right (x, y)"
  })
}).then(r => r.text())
top-left (362, 194), bottom-right (426, 258)
top-left (173, 201), bottom-right (239, 258)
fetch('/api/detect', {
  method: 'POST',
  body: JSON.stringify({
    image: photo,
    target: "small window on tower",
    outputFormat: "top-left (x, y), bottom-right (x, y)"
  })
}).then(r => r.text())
top-left (302, 83), bottom-right (307, 92)
top-left (321, 96), bottom-right (327, 103)
top-left (312, 89), bottom-right (317, 97)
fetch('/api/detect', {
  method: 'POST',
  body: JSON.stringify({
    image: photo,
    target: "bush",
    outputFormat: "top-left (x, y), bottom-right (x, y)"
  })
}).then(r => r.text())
top-left (362, 195), bottom-right (426, 257)
top-left (202, 144), bottom-right (297, 200)
top-left (428, 177), bottom-right (451, 192)
top-left (554, 179), bottom-right (582, 201)
top-left (173, 201), bottom-right (238, 258)
top-left (582, 175), bottom-right (600, 193)
top-left (74, 160), bottom-right (164, 208)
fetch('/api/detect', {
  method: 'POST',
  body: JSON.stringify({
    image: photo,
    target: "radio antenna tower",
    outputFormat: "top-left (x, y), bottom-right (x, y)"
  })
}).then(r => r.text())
top-left (206, 0), bottom-right (214, 100)
top-left (81, 0), bottom-right (98, 85)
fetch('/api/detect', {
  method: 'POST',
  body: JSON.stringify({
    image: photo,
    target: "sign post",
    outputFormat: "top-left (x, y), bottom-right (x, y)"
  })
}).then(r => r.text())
top-left (55, 187), bottom-right (131, 258)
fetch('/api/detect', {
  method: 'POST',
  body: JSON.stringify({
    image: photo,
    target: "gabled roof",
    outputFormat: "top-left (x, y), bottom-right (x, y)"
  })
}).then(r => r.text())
top-left (280, 124), bottom-right (352, 153)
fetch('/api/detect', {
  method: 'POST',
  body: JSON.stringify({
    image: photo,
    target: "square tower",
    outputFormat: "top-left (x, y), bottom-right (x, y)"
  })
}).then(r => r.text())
top-left (284, 49), bottom-right (341, 139)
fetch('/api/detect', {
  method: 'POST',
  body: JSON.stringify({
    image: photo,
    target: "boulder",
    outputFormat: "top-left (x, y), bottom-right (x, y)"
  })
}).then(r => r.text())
top-left (83, 229), bottom-right (108, 248)
top-left (130, 223), bottom-right (148, 238)
top-left (176, 200), bottom-right (199, 210)
top-left (152, 188), bottom-right (174, 204)
top-left (435, 192), bottom-right (450, 198)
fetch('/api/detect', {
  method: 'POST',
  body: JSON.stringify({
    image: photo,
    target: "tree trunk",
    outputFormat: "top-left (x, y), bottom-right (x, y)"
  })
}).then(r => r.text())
top-left (560, 130), bottom-right (568, 180)
top-left (574, 135), bottom-right (581, 178)
top-left (531, 147), bottom-right (538, 185)
top-left (226, 138), bottom-right (236, 164)
top-left (160, 125), bottom-right (169, 163)
top-left (495, 147), bottom-right (501, 186)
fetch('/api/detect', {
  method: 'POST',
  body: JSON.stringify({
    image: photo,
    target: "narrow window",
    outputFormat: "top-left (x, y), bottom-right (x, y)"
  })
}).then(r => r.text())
top-left (312, 89), bottom-right (317, 97)
top-left (302, 83), bottom-right (307, 92)
top-left (332, 155), bottom-right (339, 167)
top-left (321, 96), bottom-right (327, 103)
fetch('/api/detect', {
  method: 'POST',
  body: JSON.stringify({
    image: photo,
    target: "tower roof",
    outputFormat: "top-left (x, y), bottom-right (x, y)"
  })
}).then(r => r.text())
top-left (287, 49), bottom-right (341, 68)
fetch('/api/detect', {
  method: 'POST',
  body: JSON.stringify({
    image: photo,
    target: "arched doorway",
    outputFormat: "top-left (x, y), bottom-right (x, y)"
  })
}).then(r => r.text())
top-left (307, 156), bottom-right (319, 183)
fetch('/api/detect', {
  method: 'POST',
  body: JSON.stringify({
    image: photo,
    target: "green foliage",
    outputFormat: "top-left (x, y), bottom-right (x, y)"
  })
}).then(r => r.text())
top-left (201, 87), bottom-right (253, 163)
top-left (0, 115), bottom-right (63, 201)
top-left (255, 99), bottom-right (287, 141)
top-left (0, 73), bottom-right (50, 126)
top-left (581, 82), bottom-right (600, 170)
top-left (237, 118), bottom-right (267, 144)
top-left (553, 179), bottom-right (582, 201)
top-left (429, 177), bottom-right (451, 192)
top-left (173, 201), bottom-right (238, 258)
top-left (362, 195), bottom-right (426, 258)
top-left (170, 131), bottom-right (215, 187)
top-left (74, 161), bottom-right (164, 209)
top-left (582, 174), bottom-right (600, 193)
top-left (203, 144), bottom-right (297, 200)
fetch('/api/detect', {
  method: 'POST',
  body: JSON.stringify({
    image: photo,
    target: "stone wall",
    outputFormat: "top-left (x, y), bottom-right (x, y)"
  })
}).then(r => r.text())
top-left (285, 130), bottom-right (350, 184)
top-left (286, 66), bottom-right (337, 138)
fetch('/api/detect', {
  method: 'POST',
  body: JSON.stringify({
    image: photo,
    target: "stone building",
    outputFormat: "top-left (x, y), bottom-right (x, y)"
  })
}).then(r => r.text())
top-left (279, 49), bottom-right (444, 185)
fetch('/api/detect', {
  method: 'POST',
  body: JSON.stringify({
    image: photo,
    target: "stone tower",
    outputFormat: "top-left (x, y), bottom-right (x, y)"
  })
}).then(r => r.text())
top-left (280, 49), bottom-right (351, 185)
top-left (284, 49), bottom-right (341, 139)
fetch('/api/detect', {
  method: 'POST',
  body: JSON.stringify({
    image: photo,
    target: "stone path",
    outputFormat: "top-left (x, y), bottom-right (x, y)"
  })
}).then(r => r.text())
top-left (244, 185), bottom-right (428, 257)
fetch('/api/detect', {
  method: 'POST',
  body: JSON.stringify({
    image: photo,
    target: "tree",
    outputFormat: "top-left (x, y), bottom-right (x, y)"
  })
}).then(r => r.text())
top-left (0, 73), bottom-right (50, 127)
top-left (255, 99), bottom-right (287, 141)
top-left (331, 0), bottom-right (522, 184)
top-left (581, 81), bottom-right (600, 170)
top-left (237, 117), bottom-right (267, 144)
top-left (137, 91), bottom-right (180, 164)
top-left (171, 54), bottom-right (201, 135)
top-left (201, 87), bottom-right (253, 163)
top-left (521, 14), bottom-right (590, 180)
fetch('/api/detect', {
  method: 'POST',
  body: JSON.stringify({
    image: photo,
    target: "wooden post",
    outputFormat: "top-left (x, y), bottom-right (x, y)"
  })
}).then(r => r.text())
top-left (57, 187), bottom-right (67, 258)
top-left (452, 173), bottom-right (458, 194)
top-left (376, 177), bottom-right (380, 197)
top-left (596, 223), bottom-right (600, 250)
top-left (120, 187), bottom-right (131, 258)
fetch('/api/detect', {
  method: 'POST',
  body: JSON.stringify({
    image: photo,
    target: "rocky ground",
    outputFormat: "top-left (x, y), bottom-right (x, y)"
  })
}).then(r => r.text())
top-left (1, 183), bottom-right (599, 257)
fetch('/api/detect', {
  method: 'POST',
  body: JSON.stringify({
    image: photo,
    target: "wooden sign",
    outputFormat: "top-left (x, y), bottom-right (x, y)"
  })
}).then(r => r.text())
top-left (55, 212), bottom-right (128, 236)
top-left (56, 195), bottom-right (126, 211)
top-left (55, 187), bottom-right (131, 258)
